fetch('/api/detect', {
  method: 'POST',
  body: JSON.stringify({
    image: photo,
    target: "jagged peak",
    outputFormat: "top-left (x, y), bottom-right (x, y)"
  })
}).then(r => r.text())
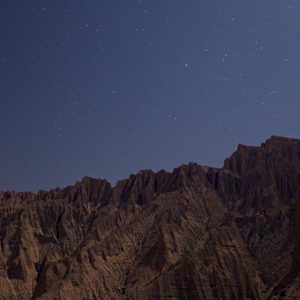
top-left (233, 136), bottom-right (300, 153)
top-left (263, 135), bottom-right (300, 146)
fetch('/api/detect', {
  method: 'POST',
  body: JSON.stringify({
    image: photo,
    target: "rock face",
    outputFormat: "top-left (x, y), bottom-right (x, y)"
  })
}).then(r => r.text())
top-left (1, 136), bottom-right (300, 299)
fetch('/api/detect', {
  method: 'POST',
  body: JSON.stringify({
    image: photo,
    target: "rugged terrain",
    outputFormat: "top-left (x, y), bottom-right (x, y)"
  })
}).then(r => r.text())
top-left (1, 136), bottom-right (300, 299)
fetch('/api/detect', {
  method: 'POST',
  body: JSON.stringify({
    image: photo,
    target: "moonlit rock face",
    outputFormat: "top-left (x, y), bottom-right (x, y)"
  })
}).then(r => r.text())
top-left (1, 136), bottom-right (300, 299)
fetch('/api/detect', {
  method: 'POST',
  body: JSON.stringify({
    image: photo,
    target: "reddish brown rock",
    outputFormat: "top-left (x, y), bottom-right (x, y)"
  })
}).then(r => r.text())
top-left (1, 136), bottom-right (300, 299)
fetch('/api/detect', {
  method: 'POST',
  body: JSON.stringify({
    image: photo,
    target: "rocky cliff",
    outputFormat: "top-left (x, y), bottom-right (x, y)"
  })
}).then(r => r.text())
top-left (1, 136), bottom-right (300, 299)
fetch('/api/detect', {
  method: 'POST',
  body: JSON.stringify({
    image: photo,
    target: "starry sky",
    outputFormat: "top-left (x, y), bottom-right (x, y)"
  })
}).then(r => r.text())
top-left (1, 0), bottom-right (300, 191)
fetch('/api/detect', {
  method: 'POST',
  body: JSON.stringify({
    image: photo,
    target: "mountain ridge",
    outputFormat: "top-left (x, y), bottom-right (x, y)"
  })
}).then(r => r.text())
top-left (1, 135), bottom-right (300, 299)
top-left (2, 135), bottom-right (294, 194)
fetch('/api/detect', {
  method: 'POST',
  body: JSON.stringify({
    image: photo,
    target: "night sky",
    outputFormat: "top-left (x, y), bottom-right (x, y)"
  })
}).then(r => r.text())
top-left (1, 1), bottom-right (300, 191)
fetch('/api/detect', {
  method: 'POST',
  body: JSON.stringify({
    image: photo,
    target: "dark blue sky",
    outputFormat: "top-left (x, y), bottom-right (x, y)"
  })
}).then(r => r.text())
top-left (1, 0), bottom-right (300, 191)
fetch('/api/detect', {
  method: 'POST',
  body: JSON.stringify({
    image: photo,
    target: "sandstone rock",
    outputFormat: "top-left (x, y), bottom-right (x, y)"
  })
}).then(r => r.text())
top-left (0, 136), bottom-right (300, 299)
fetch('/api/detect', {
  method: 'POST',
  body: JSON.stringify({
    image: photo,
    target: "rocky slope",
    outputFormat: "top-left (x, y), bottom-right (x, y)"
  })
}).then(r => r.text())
top-left (1, 136), bottom-right (300, 299)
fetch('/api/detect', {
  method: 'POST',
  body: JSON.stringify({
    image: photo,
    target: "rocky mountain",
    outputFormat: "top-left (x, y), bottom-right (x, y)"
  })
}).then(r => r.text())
top-left (1, 136), bottom-right (300, 299)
